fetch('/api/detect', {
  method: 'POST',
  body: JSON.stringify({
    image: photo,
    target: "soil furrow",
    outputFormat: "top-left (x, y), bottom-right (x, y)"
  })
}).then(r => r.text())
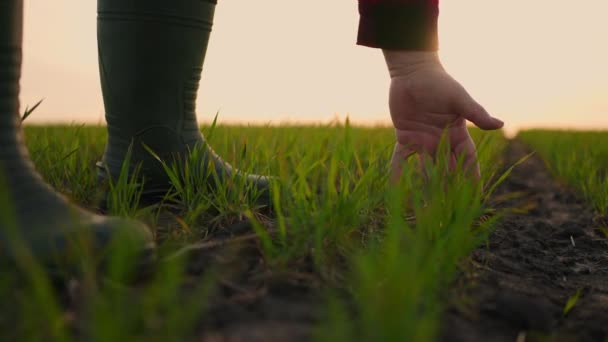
top-left (442, 141), bottom-right (608, 342)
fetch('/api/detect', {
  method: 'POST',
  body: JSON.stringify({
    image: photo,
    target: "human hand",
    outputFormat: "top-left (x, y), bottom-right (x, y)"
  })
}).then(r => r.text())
top-left (383, 50), bottom-right (504, 181)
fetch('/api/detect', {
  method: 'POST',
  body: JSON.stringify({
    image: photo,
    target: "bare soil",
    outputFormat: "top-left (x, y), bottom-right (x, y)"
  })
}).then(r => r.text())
top-left (184, 237), bottom-right (320, 342)
top-left (441, 141), bottom-right (608, 342)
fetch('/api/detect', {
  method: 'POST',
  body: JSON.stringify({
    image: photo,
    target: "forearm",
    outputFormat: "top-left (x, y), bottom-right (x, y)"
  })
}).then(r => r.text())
top-left (357, 0), bottom-right (440, 51)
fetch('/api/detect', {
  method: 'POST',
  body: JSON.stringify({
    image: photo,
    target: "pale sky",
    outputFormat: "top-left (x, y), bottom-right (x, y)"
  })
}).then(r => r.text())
top-left (20, 1), bottom-right (608, 133)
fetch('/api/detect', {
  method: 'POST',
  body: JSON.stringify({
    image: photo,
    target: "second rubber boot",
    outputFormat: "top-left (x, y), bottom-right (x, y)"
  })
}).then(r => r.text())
top-left (96, 0), bottom-right (270, 207)
top-left (0, 0), bottom-right (154, 265)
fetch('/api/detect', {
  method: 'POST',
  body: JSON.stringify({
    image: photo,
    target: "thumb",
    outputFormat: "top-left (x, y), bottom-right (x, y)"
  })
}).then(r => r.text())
top-left (456, 94), bottom-right (504, 130)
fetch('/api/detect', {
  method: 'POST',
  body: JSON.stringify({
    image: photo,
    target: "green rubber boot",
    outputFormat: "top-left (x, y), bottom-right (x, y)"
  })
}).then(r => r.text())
top-left (0, 0), bottom-right (154, 266)
top-left (96, 0), bottom-right (270, 208)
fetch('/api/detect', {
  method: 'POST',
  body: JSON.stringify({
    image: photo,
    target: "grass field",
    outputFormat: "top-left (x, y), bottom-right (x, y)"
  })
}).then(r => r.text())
top-left (519, 130), bottom-right (608, 216)
top-left (0, 123), bottom-right (514, 341)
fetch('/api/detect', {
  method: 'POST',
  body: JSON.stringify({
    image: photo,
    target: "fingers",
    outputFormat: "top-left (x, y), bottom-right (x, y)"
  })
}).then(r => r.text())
top-left (455, 93), bottom-right (504, 131)
top-left (394, 127), bottom-right (482, 182)
top-left (452, 134), bottom-right (481, 179)
top-left (390, 143), bottom-right (416, 183)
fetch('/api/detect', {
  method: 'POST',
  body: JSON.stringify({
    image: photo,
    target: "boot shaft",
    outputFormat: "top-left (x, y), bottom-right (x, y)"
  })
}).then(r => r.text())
top-left (0, 0), bottom-right (59, 200)
top-left (0, 0), bottom-right (31, 175)
top-left (98, 0), bottom-right (215, 170)
top-left (96, 0), bottom-right (270, 206)
top-left (0, 0), bottom-right (23, 132)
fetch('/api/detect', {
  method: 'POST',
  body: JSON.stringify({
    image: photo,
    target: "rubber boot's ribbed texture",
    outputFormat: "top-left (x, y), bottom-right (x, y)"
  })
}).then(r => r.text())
top-left (97, 0), bottom-right (270, 205)
top-left (0, 0), bottom-right (153, 264)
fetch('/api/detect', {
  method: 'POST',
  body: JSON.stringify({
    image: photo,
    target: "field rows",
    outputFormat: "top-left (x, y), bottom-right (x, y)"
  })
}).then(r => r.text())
top-left (519, 130), bottom-right (608, 216)
top-left (1, 125), bottom-right (606, 340)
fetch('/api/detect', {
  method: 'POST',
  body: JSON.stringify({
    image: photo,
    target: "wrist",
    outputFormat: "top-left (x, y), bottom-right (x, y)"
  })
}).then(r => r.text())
top-left (382, 50), bottom-right (442, 78)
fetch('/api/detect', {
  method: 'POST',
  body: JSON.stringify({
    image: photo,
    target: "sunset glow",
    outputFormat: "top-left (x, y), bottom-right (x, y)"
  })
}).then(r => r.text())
top-left (20, 0), bottom-right (608, 133)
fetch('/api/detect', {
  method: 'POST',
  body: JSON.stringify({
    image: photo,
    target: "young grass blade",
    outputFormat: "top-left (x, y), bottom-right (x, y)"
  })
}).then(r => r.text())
top-left (49, 147), bottom-right (79, 170)
top-left (105, 144), bottom-right (145, 218)
top-left (483, 152), bottom-right (533, 203)
top-left (563, 288), bottom-right (583, 316)
top-left (21, 99), bottom-right (44, 122)
top-left (205, 111), bottom-right (221, 142)
top-left (244, 210), bottom-right (276, 258)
